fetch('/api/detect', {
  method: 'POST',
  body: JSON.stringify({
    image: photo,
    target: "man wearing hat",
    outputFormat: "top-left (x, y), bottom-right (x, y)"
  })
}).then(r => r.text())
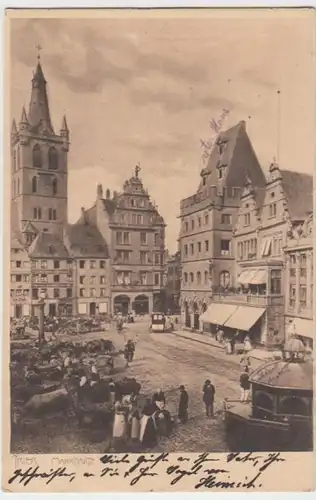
top-left (178, 385), bottom-right (189, 424)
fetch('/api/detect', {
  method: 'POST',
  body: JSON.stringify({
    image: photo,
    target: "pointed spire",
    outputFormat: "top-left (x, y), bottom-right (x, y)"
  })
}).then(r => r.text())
top-left (60, 114), bottom-right (69, 140)
top-left (28, 58), bottom-right (54, 134)
top-left (19, 106), bottom-right (30, 132)
top-left (61, 114), bottom-right (68, 131)
top-left (11, 119), bottom-right (17, 135)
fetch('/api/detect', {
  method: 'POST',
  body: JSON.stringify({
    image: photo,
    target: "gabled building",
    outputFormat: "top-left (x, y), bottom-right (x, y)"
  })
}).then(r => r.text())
top-left (179, 120), bottom-right (266, 329)
top-left (64, 216), bottom-right (110, 316)
top-left (82, 168), bottom-right (166, 315)
top-left (207, 162), bottom-right (313, 347)
top-left (28, 230), bottom-right (73, 317)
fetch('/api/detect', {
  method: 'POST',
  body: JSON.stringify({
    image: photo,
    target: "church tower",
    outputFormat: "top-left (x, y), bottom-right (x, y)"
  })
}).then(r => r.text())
top-left (11, 54), bottom-right (70, 244)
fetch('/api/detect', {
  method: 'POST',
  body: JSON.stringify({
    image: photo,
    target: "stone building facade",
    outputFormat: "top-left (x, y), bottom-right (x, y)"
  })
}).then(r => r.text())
top-left (10, 236), bottom-right (31, 317)
top-left (82, 168), bottom-right (166, 315)
top-left (165, 251), bottom-right (181, 313)
top-left (284, 214), bottom-right (313, 348)
top-left (200, 161), bottom-right (313, 347)
top-left (179, 121), bottom-right (266, 329)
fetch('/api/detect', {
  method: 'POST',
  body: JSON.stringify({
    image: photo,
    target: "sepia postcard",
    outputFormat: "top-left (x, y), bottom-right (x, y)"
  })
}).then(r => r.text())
top-left (3, 7), bottom-right (315, 493)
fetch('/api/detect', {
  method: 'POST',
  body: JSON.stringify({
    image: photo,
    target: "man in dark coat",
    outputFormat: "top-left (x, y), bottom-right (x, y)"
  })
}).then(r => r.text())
top-left (178, 385), bottom-right (189, 423)
top-left (203, 379), bottom-right (216, 417)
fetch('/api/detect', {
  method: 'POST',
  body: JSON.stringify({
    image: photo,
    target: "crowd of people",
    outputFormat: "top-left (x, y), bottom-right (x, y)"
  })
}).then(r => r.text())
top-left (108, 377), bottom-right (220, 450)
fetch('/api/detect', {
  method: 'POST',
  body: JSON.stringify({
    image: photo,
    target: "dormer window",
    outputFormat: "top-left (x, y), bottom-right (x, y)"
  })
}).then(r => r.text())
top-left (202, 176), bottom-right (206, 186)
top-left (271, 192), bottom-right (275, 198)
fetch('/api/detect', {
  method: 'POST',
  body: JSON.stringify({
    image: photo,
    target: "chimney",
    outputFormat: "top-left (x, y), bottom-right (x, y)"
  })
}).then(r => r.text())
top-left (106, 189), bottom-right (111, 199)
top-left (113, 190), bottom-right (117, 199)
top-left (97, 184), bottom-right (103, 198)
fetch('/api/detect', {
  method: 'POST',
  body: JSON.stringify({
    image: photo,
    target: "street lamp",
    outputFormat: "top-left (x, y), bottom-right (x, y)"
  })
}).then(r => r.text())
top-left (38, 290), bottom-right (46, 344)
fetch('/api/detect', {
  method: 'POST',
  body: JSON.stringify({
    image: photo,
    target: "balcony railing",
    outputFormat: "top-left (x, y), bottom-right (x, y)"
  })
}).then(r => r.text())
top-left (212, 292), bottom-right (284, 307)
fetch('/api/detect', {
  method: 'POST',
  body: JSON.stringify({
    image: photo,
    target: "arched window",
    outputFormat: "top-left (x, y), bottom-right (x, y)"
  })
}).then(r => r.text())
top-left (17, 147), bottom-right (20, 169)
top-left (32, 176), bottom-right (37, 193)
top-left (204, 270), bottom-right (209, 284)
top-left (190, 272), bottom-right (194, 283)
top-left (255, 391), bottom-right (274, 412)
top-left (13, 179), bottom-right (16, 197)
top-left (197, 271), bottom-right (201, 284)
top-left (220, 270), bottom-right (231, 288)
top-left (17, 178), bottom-right (20, 196)
top-left (52, 178), bottom-right (57, 195)
top-left (184, 272), bottom-right (188, 284)
top-left (33, 144), bottom-right (42, 168)
top-left (48, 147), bottom-right (58, 170)
top-left (279, 396), bottom-right (309, 417)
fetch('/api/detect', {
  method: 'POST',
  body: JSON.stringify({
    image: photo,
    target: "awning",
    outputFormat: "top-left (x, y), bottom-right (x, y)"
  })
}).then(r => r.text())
top-left (237, 271), bottom-right (251, 285)
top-left (224, 305), bottom-right (266, 331)
top-left (249, 269), bottom-right (268, 285)
top-left (290, 318), bottom-right (314, 340)
top-left (200, 303), bottom-right (238, 326)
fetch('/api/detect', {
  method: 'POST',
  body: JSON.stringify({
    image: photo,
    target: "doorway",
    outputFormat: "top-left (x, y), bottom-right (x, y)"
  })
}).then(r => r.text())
top-left (134, 295), bottom-right (149, 315)
top-left (114, 295), bottom-right (130, 316)
top-left (15, 304), bottom-right (22, 318)
top-left (49, 303), bottom-right (56, 317)
top-left (89, 302), bottom-right (96, 316)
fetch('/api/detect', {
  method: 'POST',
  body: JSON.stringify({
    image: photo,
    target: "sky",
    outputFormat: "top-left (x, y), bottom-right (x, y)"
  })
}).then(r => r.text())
top-left (9, 10), bottom-right (315, 253)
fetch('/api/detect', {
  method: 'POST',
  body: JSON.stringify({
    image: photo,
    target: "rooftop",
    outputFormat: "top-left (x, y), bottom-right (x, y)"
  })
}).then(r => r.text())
top-left (28, 230), bottom-right (70, 259)
top-left (65, 222), bottom-right (109, 258)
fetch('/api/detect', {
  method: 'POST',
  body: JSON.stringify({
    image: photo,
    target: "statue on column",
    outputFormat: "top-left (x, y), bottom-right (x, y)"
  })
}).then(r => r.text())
top-left (135, 163), bottom-right (141, 179)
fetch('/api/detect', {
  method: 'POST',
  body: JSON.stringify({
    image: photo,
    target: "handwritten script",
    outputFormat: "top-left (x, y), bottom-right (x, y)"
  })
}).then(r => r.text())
top-left (200, 108), bottom-right (230, 163)
top-left (7, 452), bottom-right (286, 490)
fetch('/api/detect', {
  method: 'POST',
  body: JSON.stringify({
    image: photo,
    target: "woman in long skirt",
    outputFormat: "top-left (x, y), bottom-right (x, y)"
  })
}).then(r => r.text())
top-left (226, 339), bottom-right (232, 355)
top-left (140, 399), bottom-right (157, 447)
top-left (130, 394), bottom-right (141, 441)
top-left (112, 398), bottom-right (127, 439)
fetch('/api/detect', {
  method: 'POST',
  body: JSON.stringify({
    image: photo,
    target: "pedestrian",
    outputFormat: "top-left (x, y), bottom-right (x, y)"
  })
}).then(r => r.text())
top-left (244, 335), bottom-right (252, 353)
top-left (216, 326), bottom-right (224, 344)
top-left (140, 398), bottom-right (157, 447)
top-left (203, 379), bottom-right (215, 417)
top-left (230, 336), bottom-right (236, 354)
top-left (152, 388), bottom-right (166, 410)
top-left (178, 385), bottom-right (189, 424)
top-left (240, 351), bottom-right (251, 369)
top-left (240, 366), bottom-right (251, 402)
top-left (112, 396), bottom-right (127, 440)
top-left (225, 338), bottom-right (232, 355)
